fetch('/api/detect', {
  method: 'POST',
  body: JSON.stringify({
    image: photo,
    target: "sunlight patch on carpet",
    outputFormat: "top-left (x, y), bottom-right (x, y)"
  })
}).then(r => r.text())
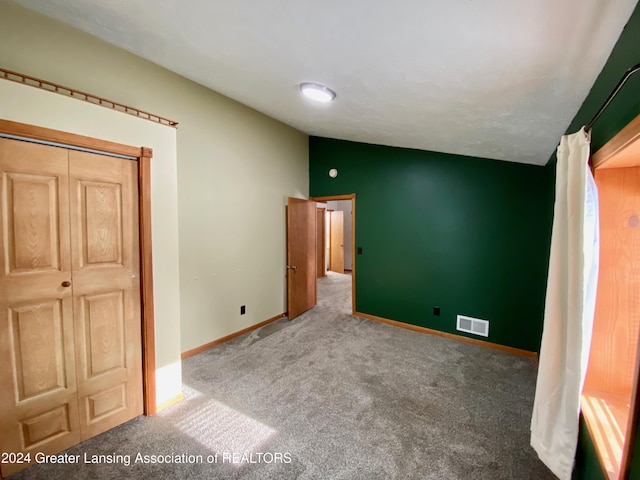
top-left (161, 385), bottom-right (277, 465)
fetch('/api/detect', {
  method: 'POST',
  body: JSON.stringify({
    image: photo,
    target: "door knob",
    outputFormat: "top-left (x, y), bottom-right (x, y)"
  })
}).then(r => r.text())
top-left (61, 281), bottom-right (71, 287)
top-left (287, 265), bottom-right (298, 270)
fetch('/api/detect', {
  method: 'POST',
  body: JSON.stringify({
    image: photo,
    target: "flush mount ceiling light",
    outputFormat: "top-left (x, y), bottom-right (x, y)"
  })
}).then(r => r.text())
top-left (300, 82), bottom-right (336, 103)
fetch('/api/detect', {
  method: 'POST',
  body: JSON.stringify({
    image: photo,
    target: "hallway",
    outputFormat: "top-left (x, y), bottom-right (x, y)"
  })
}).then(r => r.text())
top-left (317, 271), bottom-right (352, 316)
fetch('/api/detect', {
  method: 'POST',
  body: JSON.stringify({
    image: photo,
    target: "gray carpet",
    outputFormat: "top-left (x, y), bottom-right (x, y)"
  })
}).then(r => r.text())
top-left (10, 272), bottom-right (554, 479)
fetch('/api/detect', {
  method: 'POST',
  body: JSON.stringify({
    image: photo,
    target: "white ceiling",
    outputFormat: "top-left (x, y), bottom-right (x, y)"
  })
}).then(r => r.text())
top-left (12, 0), bottom-right (638, 165)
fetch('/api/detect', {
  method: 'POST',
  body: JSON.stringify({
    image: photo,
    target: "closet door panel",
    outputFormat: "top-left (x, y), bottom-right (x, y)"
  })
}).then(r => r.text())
top-left (0, 139), bottom-right (80, 476)
top-left (69, 150), bottom-right (142, 440)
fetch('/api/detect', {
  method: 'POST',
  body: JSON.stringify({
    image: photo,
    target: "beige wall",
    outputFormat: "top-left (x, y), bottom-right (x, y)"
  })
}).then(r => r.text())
top-left (0, 1), bottom-right (309, 394)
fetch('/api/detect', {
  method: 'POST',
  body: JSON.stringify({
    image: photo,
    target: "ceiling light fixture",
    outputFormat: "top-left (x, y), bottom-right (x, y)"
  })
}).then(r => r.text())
top-left (300, 82), bottom-right (336, 103)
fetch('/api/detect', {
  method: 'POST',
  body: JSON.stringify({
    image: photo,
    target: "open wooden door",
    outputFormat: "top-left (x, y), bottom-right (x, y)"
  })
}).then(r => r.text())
top-left (330, 211), bottom-right (344, 274)
top-left (287, 198), bottom-right (317, 320)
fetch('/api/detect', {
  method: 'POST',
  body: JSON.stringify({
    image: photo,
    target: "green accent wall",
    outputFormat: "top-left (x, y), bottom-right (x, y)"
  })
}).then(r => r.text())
top-left (311, 1), bottom-right (640, 476)
top-left (627, 413), bottom-right (640, 480)
top-left (572, 417), bottom-right (607, 480)
top-left (310, 138), bottom-right (553, 352)
top-left (564, 2), bottom-right (640, 152)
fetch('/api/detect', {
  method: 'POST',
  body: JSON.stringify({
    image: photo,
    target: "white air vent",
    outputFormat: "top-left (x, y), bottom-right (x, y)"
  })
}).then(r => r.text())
top-left (456, 315), bottom-right (489, 337)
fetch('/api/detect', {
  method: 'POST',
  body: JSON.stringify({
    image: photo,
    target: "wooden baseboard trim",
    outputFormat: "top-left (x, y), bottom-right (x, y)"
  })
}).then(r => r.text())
top-left (156, 393), bottom-right (184, 413)
top-left (355, 311), bottom-right (538, 360)
top-left (181, 313), bottom-right (286, 359)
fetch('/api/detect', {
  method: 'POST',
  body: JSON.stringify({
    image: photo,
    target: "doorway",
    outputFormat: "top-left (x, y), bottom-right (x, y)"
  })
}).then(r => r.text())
top-left (311, 194), bottom-right (356, 315)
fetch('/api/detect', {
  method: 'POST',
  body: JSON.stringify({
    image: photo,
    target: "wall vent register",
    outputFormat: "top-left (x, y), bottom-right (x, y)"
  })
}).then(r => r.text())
top-left (456, 315), bottom-right (489, 337)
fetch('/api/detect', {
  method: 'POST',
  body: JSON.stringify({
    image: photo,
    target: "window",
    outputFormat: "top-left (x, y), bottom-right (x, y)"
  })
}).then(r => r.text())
top-left (582, 113), bottom-right (640, 480)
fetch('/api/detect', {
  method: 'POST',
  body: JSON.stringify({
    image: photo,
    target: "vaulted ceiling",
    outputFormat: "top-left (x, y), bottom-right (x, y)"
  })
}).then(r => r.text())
top-left (12, 0), bottom-right (638, 165)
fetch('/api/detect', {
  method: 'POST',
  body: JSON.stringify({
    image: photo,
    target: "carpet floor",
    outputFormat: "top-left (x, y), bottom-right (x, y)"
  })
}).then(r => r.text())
top-left (9, 272), bottom-right (554, 479)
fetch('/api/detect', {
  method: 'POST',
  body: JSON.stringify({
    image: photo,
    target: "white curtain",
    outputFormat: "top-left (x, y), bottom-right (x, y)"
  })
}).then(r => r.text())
top-left (530, 127), bottom-right (599, 480)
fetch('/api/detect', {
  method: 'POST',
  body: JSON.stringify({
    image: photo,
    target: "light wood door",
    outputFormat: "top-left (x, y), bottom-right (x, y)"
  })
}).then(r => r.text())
top-left (316, 208), bottom-right (325, 278)
top-left (287, 198), bottom-right (317, 320)
top-left (0, 140), bottom-right (142, 476)
top-left (69, 150), bottom-right (143, 439)
top-left (330, 211), bottom-right (344, 274)
top-left (0, 139), bottom-right (80, 476)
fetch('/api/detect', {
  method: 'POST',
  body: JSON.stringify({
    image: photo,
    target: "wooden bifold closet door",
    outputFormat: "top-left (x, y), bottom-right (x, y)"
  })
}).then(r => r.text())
top-left (0, 138), bottom-right (143, 476)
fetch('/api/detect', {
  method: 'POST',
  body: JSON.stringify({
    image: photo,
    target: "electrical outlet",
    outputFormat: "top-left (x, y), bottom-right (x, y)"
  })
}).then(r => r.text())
top-left (433, 306), bottom-right (440, 316)
top-left (241, 305), bottom-right (246, 315)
